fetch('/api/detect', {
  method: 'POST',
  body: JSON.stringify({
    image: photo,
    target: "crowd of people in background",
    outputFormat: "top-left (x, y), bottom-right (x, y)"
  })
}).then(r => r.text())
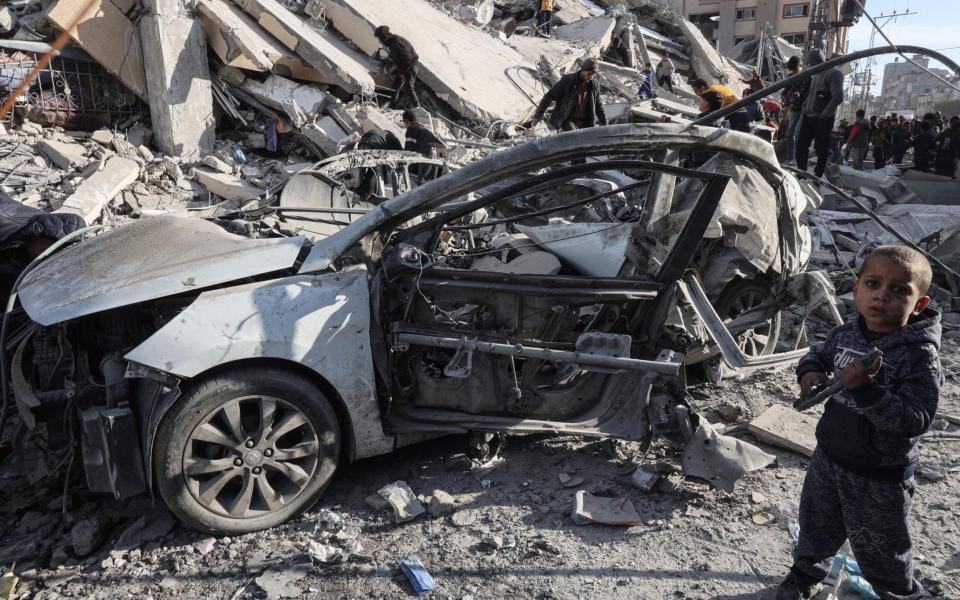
top-left (827, 112), bottom-right (960, 178)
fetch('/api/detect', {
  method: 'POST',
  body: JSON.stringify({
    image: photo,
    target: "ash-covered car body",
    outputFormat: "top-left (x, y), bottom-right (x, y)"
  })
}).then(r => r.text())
top-left (8, 124), bottom-right (819, 533)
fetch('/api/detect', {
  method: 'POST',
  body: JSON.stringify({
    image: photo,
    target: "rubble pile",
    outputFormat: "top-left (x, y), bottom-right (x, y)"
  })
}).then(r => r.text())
top-left (0, 0), bottom-right (757, 229)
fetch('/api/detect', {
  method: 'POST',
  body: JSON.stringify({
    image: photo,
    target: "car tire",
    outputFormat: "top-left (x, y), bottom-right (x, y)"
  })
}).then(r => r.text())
top-left (714, 278), bottom-right (781, 357)
top-left (154, 366), bottom-right (340, 534)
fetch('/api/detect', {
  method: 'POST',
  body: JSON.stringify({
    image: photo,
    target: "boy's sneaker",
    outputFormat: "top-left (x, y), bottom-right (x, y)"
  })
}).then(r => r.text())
top-left (774, 572), bottom-right (822, 600)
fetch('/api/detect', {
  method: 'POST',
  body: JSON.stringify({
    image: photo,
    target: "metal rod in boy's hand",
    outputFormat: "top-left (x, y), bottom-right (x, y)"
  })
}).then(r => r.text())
top-left (794, 348), bottom-right (883, 412)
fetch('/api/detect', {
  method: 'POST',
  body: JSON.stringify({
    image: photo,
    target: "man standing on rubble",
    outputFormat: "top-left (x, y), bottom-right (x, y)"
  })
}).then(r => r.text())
top-left (845, 109), bottom-right (871, 171)
top-left (374, 25), bottom-right (420, 109)
top-left (779, 55), bottom-right (806, 164)
top-left (656, 57), bottom-right (676, 94)
top-left (934, 116), bottom-right (960, 178)
top-left (795, 49), bottom-right (844, 178)
top-left (529, 58), bottom-right (607, 132)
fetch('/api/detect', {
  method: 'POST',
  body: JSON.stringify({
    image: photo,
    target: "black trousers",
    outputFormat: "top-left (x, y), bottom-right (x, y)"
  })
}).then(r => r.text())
top-left (536, 10), bottom-right (553, 35)
top-left (391, 65), bottom-right (420, 109)
top-left (874, 144), bottom-right (886, 168)
top-left (791, 450), bottom-right (923, 600)
top-left (796, 115), bottom-right (834, 176)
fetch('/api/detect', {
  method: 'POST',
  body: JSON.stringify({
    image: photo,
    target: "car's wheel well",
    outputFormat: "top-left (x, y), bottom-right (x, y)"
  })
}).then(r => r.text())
top-left (172, 358), bottom-right (357, 466)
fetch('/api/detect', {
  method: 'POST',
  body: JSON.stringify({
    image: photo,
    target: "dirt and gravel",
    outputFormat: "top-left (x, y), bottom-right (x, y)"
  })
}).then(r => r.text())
top-left (2, 341), bottom-right (959, 600)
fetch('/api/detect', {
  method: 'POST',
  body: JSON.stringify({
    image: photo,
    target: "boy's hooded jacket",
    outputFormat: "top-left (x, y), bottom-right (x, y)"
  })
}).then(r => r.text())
top-left (796, 308), bottom-right (942, 481)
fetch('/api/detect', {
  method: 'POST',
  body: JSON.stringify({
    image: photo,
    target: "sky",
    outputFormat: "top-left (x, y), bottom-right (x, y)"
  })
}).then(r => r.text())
top-left (843, 0), bottom-right (960, 95)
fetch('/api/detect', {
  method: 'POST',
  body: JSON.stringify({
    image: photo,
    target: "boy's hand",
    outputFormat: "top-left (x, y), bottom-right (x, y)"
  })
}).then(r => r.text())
top-left (839, 355), bottom-right (882, 390)
top-left (799, 371), bottom-right (828, 400)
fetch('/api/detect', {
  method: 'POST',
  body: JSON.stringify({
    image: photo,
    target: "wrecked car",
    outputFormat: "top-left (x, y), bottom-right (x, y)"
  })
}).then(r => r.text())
top-left (4, 124), bottom-right (819, 534)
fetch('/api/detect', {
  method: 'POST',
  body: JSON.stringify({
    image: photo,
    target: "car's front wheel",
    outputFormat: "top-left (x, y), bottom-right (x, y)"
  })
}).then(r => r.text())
top-left (154, 367), bottom-right (340, 534)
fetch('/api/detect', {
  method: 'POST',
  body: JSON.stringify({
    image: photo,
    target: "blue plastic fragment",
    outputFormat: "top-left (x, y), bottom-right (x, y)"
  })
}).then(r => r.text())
top-left (399, 554), bottom-right (438, 596)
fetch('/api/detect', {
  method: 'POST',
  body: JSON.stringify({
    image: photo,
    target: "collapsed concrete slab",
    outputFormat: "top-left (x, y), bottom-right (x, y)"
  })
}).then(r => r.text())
top-left (194, 169), bottom-right (264, 201)
top-left (241, 74), bottom-right (328, 115)
top-left (139, 0), bottom-right (216, 159)
top-left (229, 0), bottom-right (375, 95)
top-left (56, 157), bottom-right (140, 223)
top-left (505, 35), bottom-right (582, 73)
top-left (554, 16), bottom-right (616, 58)
top-left (324, 0), bottom-right (545, 123)
top-left (198, 0), bottom-right (327, 83)
top-left (47, 0), bottom-right (148, 100)
top-left (301, 117), bottom-right (347, 157)
top-left (676, 18), bottom-right (745, 88)
top-left (552, 0), bottom-right (605, 25)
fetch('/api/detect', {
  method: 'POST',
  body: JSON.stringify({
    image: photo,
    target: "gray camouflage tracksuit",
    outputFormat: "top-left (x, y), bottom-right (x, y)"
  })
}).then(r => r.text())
top-left (790, 308), bottom-right (942, 600)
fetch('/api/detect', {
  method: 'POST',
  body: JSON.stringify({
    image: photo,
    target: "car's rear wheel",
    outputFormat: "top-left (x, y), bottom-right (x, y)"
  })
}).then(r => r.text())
top-left (154, 367), bottom-right (340, 534)
top-left (714, 278), bottom-right (782, 357)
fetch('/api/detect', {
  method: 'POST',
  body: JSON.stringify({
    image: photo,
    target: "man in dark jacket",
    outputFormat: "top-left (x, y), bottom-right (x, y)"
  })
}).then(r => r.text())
top-left (934, 116), bottom-right (960, 178)
top-left (892, 121), bottom-right (911, 164)
top-left (911, 121), bottom-right (935, 172)
top-left (402, 111), bottom-right (444, 157)
top-left (374, 25), bottom-right (419, 109)
top-left (780, 55), bottom-right (806, 163)
top-left (357, 128), bottom-right (403, 151)
top-left (796, 49), bottom-right (844, 177)
top-left (530, 58), bottom-right (607, 132)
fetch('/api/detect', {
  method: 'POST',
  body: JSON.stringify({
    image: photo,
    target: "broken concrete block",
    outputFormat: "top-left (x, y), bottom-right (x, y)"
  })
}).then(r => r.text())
top-left (427, 490), bottom-right (456, 518)
top-left (91, 129), bottom-right (114, 146)
top-left (676, 18), bottom-right (746, 87)
top-left (571, 491), bottom-right (643, 526)
top-left (139, 0), bottom-right (215, 159)
top-left (241, 74), bottom-right (328, 115)
top-left (202, 155), bottom-right (234, 174)
top-left (56, 156), bottom-right (140, 223)
top-left (194, 168), bottom-right (264, 201)
top-left (748, 404), bottom-right (818, 458)
top-left (37, 139), bottom-right (89, 171)
top-left (357, 106), bottom-right (404, 140)
top-left (229, 0), bottom-right (375, 95)
top-left (300, 117), bottom-right (347, 157)
top-left (0, 6), bottom-right (17, 35)
top-left (554, 16), bottom-right (616, 58)
top-left (377, 480), bottom-right (425, 523)
top-left (325, 0), bottom-right (544, 123)
top-left (47, 0), bottom-right (148, 100)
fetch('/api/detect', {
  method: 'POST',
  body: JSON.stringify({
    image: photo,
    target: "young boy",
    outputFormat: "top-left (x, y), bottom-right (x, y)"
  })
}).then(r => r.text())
top-left (776, 245), bottom-right (942, 600)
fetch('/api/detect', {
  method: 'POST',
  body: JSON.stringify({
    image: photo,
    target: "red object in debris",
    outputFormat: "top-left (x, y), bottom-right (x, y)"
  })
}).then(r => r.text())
top-left (762, 100), bottom-right (782, 113)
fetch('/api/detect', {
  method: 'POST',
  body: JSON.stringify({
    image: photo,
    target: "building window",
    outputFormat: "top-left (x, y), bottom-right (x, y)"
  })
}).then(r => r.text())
top-left (736, 7), bottom-right (756, 20)
top-left (734, 36), bottom-right (751, 45)
top-left (783, 3), bottom-right (809, 18)
top-left (782, 32), bottom-right (807, 44)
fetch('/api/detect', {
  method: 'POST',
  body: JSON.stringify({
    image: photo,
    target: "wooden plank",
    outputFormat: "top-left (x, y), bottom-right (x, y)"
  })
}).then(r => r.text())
top-left (47, 0), bottom-right (148, 100)
top-left (747, 404), bottom-right (818, 458)
top-left (229, 0), bottom-right (374, 94)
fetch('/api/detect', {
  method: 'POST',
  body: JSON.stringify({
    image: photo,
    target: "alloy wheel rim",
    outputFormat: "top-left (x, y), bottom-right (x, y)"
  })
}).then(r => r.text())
top-left (182, 395), bottom-right (320, 519)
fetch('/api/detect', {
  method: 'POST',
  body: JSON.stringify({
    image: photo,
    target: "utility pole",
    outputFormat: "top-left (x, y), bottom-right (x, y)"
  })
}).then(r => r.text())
top-left (857, 10), bottom-right (918, 112)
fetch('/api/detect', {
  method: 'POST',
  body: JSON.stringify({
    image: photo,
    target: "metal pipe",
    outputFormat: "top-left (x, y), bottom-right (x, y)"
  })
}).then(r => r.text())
top-left (395, 332), bottom-right (680, 376)
top-left (693, 46), bottom-right (960, 126)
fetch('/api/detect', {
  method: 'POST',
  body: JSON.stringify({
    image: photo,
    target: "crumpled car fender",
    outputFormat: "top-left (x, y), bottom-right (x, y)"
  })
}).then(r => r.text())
top-left (125, 267), bottom-right (394, 461)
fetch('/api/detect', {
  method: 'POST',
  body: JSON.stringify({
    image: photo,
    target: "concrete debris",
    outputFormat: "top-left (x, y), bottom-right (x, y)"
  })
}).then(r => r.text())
top-left (36, 139), bottom-right (88, 171)
top-left (571, 491), bottom-right (643, 526)
top-left (427, 490), bottom-right (457, 518)
top-left (55, 156), bottom-right (140, 223)
top-left (194, 168), bottom-right (264, 201)
top-left (377, 481), bottom-right (426, 523)
top-left (748, 404), bottom-right (818, 458)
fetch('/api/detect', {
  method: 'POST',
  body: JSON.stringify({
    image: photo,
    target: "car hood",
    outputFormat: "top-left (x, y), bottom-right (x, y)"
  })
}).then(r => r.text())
top-left (18, 215), bottom-right (307, 326)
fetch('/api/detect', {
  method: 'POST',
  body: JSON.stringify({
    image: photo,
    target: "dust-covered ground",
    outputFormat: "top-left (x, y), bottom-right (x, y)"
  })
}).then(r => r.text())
top-left (2, 343), bottom-right (959, 600)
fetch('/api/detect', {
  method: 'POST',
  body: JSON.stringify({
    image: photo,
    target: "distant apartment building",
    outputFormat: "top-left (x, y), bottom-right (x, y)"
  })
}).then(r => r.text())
top-left (669, 0), bottom-right (850, 55)
top-left (880, 56), bottom-right (959, 115)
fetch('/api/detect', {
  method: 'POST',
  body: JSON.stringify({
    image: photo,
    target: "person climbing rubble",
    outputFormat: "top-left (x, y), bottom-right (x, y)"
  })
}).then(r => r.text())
top-left (655, 56), bottom-right (676, 94)
top-left (776, 245), bottom-right (941, 600)
top-left (374, 25), bottom-right (420, 109)
top-left (638, 62), bottom-right (656, 99)
top-left (529, 58), bottom-right (607, 132)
